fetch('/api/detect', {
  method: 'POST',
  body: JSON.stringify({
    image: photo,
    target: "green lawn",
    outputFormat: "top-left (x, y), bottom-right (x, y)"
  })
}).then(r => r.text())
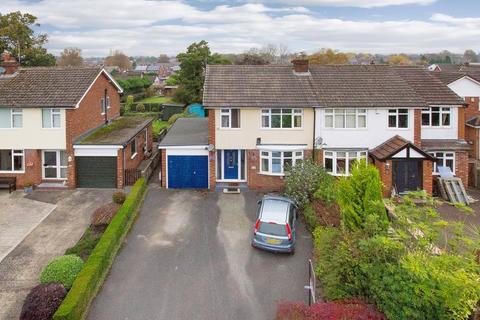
top-left (138, 95), bottom-right (173, 104)
top-left (152, 119), bottom-right (169, 139)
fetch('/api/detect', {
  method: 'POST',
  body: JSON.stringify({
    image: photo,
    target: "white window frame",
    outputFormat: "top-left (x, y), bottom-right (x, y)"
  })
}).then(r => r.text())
top-left (324, 109), bottom-right (367, 129)
top-left (387, 109), bottom-right (409, 129)
top-left (0, 149), bottom-right (24, 173)
top-left (220, 108), bottom-right (240, 129)
top-left (429, 151), bottom-right (455, 175)
top-left (106, 96), bottom-right (111, 109)
top-left (323, 150), bottom-right (368, 176)
top-left (259, 150), bottom-right (303, 176)
top-left (11, 108), bottom-right (23, 128)
top-left (261, 108), bottom-right (303, 129)
top-left (42, 108), bottom-right (61, 129)
top-left (130, 139), bottom-right (137, 159)
top-left (421, 107), bottom-right (451, 128)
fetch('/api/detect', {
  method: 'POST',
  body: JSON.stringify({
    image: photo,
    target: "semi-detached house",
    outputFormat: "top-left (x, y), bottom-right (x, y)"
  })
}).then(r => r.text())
top-left (0, 53), bottom-right (153, 189)
top-left (160, 59), bottom-right (468, 197)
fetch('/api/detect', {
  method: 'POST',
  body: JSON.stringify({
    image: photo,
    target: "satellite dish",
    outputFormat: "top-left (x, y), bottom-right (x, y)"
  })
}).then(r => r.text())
top-left (207, 144), bottom-right (215, 152)
top-left (314, 137), bottom-right (323, 147)
top-left (0, 67), bottom-right (5, 75)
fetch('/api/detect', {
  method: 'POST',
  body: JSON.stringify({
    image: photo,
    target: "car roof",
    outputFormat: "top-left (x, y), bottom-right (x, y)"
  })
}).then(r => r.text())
top-left (260, 197), bottom-right (291, 224)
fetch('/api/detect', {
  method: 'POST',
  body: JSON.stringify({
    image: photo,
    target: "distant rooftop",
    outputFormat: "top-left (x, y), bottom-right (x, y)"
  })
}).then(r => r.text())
top-left (76, 116), bottom-right (154, 145)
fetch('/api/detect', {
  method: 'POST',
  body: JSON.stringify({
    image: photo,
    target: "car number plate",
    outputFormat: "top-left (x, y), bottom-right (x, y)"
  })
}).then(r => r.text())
top-left (266, 238), bottom-right (281, 245)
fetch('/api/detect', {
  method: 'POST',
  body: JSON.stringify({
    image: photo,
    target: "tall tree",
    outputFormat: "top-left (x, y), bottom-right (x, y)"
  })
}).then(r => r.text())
top-left (463, 49), bottom-right (479, 63)
top-left (0, 11), bottom-right (54, 66)
top-left (308, 49), bottom-right (349, 65)
top-left (158, 54), bottom-right (170, 63)
top-left (387, 54), bottom-right (412, 65)
top-left (58, 47), bottom-right (84, 67)
top-left (174, 40), bottom-right (231, 104)
top-left (104, 50), bottom-right (131, 70)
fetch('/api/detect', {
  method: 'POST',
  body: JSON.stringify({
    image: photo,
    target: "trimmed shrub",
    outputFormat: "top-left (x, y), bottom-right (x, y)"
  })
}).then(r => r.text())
top-left (136, 102), bottom-right (145, 112)
top-left (90, 203), bottom-right (120, 226)
top-left (65, 226), bottom-right (106, 261)
top-left (303, 203), bottom-right (319, 231)
top-left (125, 95), bottom-right (134, 111)
top-left (54, 178), bottom-right (147, 320)
top-left (20, 283), bottom-right (67, 320)
top-left (40, 255), bottom-right (84, 289)
top-left (276, 301), bottom-right (307, 320)
top-left (112, 192), bottom-right (126, 204)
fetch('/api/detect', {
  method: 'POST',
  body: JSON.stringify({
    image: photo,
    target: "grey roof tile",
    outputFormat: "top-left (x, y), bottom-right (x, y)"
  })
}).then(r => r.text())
top-left (159, 118), bottom-right (208, 147)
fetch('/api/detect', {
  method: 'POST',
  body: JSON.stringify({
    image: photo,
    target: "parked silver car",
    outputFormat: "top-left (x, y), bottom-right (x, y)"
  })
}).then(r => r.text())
top-left (251, 195), bottom-right (297, 254)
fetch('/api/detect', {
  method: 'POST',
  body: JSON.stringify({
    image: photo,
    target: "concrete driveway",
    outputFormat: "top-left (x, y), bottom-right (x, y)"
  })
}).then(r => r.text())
top-left (0, 189), bottom-right (114, 320)
top-left (88, 186), bottom-right (313, 320)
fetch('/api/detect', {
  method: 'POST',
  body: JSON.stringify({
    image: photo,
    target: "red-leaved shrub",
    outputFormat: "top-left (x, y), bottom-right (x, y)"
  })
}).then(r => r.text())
top-left (276, 299), bottom-right (385, 320)
top-left (90, 202), bottom-right (120, 226)
top-left (20, 283), bottom-right (67, 320)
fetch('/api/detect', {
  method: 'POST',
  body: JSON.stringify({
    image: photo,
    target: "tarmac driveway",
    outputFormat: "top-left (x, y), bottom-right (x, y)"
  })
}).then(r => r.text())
top-left (88, 186), bottom-right (313, 320)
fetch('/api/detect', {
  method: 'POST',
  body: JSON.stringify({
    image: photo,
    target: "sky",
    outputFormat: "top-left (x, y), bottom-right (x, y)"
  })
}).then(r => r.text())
top-left (1, 0), bottom-right (480, 57)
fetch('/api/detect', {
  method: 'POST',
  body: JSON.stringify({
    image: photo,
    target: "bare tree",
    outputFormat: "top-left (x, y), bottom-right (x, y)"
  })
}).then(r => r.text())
top-left (104, 49), bottom-right (131, 70)
top-left (57, 47), bottom-right (83, 67)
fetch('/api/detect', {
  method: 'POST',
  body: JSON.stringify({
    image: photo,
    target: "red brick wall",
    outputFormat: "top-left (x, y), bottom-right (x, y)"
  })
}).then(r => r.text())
top-left (374, 159), bottom-right (393, 197)
top-left (458, 106), bottom-right (466, 140)
top-left (466, 126), bottom-right (478, 159)
top-left (414, 109), bottom-right (421, 146)
top-left (208, 110), bottom-right (216, 190)
top-left (161, 150), bottom-right (167, 187)
top-left (117, 149), bottom-right (124, 189)
top-left (124, 125), bottom-right (152, 171)
top-left (465, 97), bottom-right (480, 120)
top-left (0, 150), bottom-right (42, 188)
top-left (66, 72), bottom-right (121, 187)
top-left (423, 160), bottom-right (433, 195)
top-left (455, 151), bottom-right (469, 187)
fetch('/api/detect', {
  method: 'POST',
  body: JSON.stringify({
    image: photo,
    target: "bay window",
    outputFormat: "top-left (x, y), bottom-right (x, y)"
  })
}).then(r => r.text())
top-left (260, 150), bottom-right (303, 175)
top-left (324, 150), bottom-right (367, 176)
top-left (42, 109), bottom-right (61, 128)
top-left (221, 109), bottom-right (240, 128)
top-left (388, 109), bottom-right (409, 128)
top-left (325, 109), bottom-right (366, 129)
top-left (422, 107), bottom-right (451, 127)
top-left (0, 149), bottom-right (24, 172)
top-left (0, 108), bottom-right (23, 128)
top-left (429, 151), bottom-right (455, 174)
top-left (261, 108), bottom-right (302, 129)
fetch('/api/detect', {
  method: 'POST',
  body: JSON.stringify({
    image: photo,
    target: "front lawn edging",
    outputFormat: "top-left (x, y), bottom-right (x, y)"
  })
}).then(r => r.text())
top-left (53, 178), bottom-right (147, 320)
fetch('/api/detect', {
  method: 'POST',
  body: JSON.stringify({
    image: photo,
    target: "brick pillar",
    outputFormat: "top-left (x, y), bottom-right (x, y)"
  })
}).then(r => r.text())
top-left (422, 160), bottom-right (433, 195)
top-left (458, 106), bottom-right (466, 140)
top-left (208, 109), bottom-right (216, 190)
top-left (117, 149), bottom-right (124, 189)
top-left (374, 159), bottom-right (392, 197)
top-left (413, 109), bottom-right (421, 147)
top-left (161, 150), bottom-right (167, 188)
top-left (455, 151), bottom-right (469, 187)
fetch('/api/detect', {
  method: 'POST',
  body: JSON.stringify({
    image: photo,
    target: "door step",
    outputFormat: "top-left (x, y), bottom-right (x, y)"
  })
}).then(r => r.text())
top-left (223, 187), bottom-right (241, 194)
top-left (37, 182), bottom-right (68, 189)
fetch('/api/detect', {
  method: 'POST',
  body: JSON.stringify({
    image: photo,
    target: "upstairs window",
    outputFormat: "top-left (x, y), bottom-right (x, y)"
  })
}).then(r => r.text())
top-left (261, 109), bottom-right (302, 129)
top-left (422, 107), bottom-right (451, 127)
top-left (0, 108), bottom-right (23, 128)
top-left (325, 109), bottom-right (366, 129)
top-left (220, 109), bottom-right (240, 128)
top-left (388, 109), bottom-right (409, 128)
top-left (42, 109), bottom-right (61, 128)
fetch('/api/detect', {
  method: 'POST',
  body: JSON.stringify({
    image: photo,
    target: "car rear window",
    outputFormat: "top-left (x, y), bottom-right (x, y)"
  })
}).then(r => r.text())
top-left (258, 222), bottom-right (287, 236)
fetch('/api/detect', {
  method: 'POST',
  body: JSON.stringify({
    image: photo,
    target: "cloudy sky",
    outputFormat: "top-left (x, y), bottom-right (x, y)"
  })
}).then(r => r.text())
top-left (1, 0), bottom-right (480, 57)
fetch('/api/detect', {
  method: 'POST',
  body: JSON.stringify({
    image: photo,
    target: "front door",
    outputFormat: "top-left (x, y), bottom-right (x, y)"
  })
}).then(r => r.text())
top-left (393, 160), bottom-right (422, 193)
top-left (43, 150), bottom-right (67, 180)
top-left (223, 150), bottom-right (239, 180)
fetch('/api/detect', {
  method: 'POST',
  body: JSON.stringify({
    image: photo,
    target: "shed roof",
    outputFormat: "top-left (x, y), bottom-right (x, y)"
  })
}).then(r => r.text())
top-left (158, 118), bottom-right (208, 147)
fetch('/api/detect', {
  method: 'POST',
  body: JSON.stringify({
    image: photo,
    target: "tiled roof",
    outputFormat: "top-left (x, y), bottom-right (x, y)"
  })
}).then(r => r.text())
top-left (430, 64), bottom-right (480, 84)
top-left (421, 139), bottom-right (471, 151)
top-left (370, 135), bottom-right (411, 160)
top-left (0, 67), bottom-right (106, 108)
top-left (203, 64), bottom-right (464, 108)
top-left (159, 118), bottom-right (208, 147)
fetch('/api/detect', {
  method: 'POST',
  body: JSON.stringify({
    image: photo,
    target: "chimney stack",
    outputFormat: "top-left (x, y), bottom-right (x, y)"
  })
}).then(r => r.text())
top-left (1, 51), bottom-right (19, 75)
top-left (292, 59), bottom-right (309, 74)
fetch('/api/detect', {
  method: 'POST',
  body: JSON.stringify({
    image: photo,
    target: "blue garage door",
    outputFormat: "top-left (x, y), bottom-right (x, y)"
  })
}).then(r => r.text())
top-left (168, 155), bottom-right (208, 189)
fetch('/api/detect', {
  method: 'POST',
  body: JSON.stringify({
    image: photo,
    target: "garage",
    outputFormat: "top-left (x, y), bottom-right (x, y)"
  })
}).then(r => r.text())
top-left (159, 118), bottom-right (210, 189)
top-left (76, 156), bottom-right (117, 188)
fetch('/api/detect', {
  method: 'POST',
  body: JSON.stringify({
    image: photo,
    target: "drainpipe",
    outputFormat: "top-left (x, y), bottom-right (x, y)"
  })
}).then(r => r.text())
top-left (312, 108), bottom-right (316, 162)
top-left (104, 88), bottom-right (108, 124)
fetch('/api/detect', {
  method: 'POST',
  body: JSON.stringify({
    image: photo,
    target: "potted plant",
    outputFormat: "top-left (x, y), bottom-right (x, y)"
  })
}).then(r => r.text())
top-left (24, 182), bottom-right (34, 193)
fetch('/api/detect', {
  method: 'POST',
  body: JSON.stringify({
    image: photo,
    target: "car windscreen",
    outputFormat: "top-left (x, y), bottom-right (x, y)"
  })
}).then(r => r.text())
top-left (258, 222), bottom-right (287, 236)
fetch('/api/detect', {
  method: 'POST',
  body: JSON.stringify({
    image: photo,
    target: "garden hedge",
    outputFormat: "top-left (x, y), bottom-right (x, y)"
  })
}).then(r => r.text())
top-left (53, 178), bottom-right (147, 320)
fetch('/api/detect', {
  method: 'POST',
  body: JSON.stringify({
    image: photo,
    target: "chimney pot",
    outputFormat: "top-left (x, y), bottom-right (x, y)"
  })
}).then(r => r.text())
top-left (292, 59), bottom-right (309, 73)
top-left (1, 50), bottom-right (19, 75)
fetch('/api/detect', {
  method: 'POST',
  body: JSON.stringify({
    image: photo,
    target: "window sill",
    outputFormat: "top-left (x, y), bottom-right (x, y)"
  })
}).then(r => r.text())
top-left (260, 127), bottom-right (304, 131)
top-left (258, 171), bottom-right (285, 177)
top-left (0, 170), bottom-right (25, 174)
top-left (218, 127), bottom-right (242, 130)
top-left (421, 126), bottom-right (452, 129)
top-left (131, 153), bottom-right (137, 160)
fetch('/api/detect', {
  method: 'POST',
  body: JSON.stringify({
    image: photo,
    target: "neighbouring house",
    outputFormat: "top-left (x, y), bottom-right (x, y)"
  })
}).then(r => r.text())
top-left (0, 52), bottom-right (152, 189)
top-left (162, 85), bottom-right (178, 97)
top-left (430, 65), bottom-right (480, 187)
top-left (179, 60), bottom-right (466, 196)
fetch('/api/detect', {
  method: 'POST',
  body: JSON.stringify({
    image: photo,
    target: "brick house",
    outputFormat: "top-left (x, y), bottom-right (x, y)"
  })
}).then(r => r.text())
top-left (196, 60), bottom-right (467, 196)
top-left (0, 52), bottom-right (153, 189)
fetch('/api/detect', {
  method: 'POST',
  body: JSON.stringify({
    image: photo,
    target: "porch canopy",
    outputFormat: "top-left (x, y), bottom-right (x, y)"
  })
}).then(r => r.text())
top-left (370, 135), bottom-right (434, 161)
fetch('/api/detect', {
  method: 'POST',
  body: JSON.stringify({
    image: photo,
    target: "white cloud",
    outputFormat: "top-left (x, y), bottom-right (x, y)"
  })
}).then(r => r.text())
top-left (1, 0), bottom-right (479, 56)
top-left (251, 0), bottom-right (436, 8)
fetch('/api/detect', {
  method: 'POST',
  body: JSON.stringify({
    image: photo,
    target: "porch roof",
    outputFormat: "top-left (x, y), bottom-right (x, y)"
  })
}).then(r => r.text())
top-left (370, 135), bottom-right (434, 161)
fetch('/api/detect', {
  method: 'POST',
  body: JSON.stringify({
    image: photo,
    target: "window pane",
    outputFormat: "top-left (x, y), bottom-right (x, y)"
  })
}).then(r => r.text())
top-left (345, 114), bottom-right (356, 128)
top-left (53, 114), bottom-right (61, 128)
top-left (282, 114), bottom-right (292, 128)
top-left (446, 159), bottom-right (454, 171)
top-left (325, 158), bottom-right (333, 173)
top-left (294, 115), bottom-right (302, 127)
top-left (231, 109), bottom-right (240, 128)
top-left (272, 152), bottom-right (281, 158)
top-left (337, 158), bottom-right (346, 175)
top-left (0, 109), bottom-right (11, 128)
top-left (388, 115), bottom-right (397, 128)
top-left (272, 158), bottom-right (282, 173)
top-left (398, 114), bottom-right (408, 128)
top-left (60, 151), bottom-right (67, 166)
top-left (60, 167), bottom-right (67, 178)
top-left (14, 155), bottom-right (23, 171)
top-left (271, 109), bottom-right (281, 114)
top-left (221, 115), bottom-right (229, 128)
top-left (335, 114), bottom-right (345, 128)
top-left (12, 114), bottom-right (22, 128)
top-left (42, 109), bottom-right (52, 128)
top-left (262, 115), bottom-right (269, 128)
top-left (284, 152), bottom-right (292, 158)
top-left (442, 113), bottom-right (450, 126)
top-left (261, 158), bottom-right (269, 172)
top-left (240, 150), bottom-right (245, 180)
top-left (271, 115), bottom-right (281, 128)
top-left (284, 158), bottom-right (292, 169)
top-left (282, 109), bottom-right (292, 114)
top-left (422, 113), bottom-right (430, 126)
top-left (337, 151), bottom-right (346, 158)
top-left (358, 115), bottom-right (366, 128)
top-left (432, 112), bottom-right (440, 126)
top-left (0, 150), bottom-right (12, 170)
top-left (325, 115), bottom-right (333, 127)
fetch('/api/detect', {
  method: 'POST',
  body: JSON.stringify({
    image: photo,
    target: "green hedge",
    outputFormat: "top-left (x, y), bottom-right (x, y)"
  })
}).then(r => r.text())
top-left (53, 178), bottom-right (147, 320)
